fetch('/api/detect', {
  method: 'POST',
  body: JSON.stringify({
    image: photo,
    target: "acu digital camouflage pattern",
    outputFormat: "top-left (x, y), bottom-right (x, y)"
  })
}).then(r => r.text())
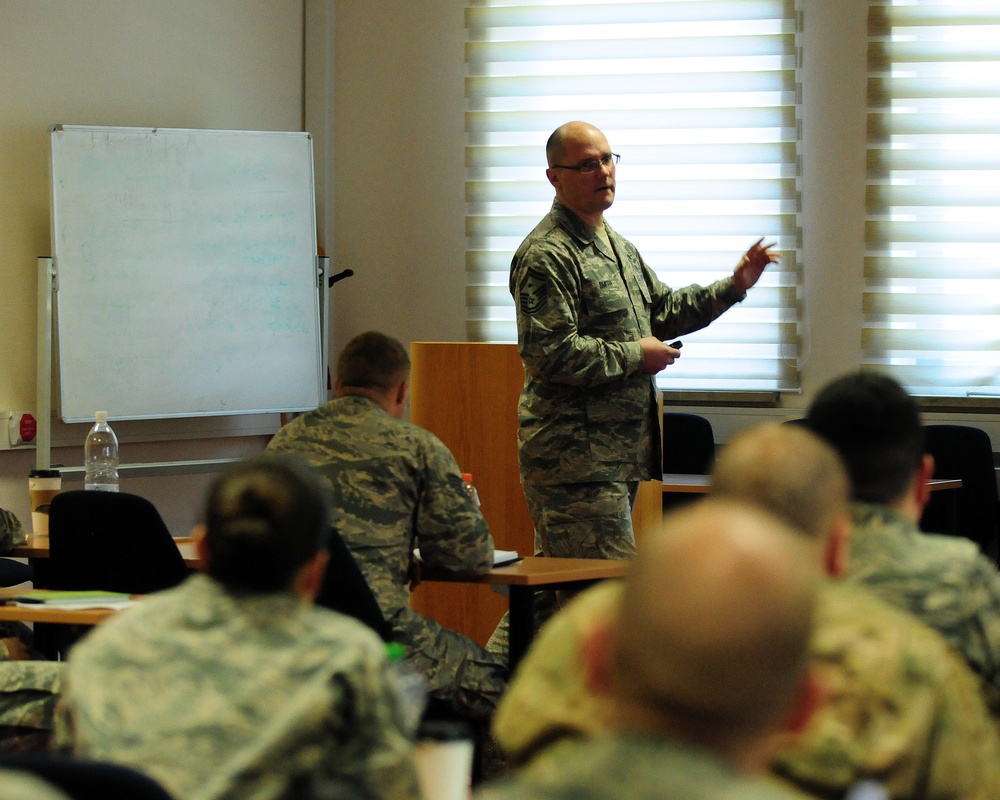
top-left (476, 733), bottom-right (812, 800)
top-left (493, 579), bottom-right (1000, 799)
top-left (0, 661), bottom-right (63, 752)
top-left (54, 574), bottom-right (419, 800)
top-left (846, 501), bottom-right (1000, 711)
top-left (509, 198), bottom-right (745, 488)
top-left (267, 395), bottom-right (507, 720)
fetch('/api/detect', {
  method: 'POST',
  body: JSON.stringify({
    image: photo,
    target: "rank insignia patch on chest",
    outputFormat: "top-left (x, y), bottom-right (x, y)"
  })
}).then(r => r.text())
top-left (519, 269), bottom-right (548, 315)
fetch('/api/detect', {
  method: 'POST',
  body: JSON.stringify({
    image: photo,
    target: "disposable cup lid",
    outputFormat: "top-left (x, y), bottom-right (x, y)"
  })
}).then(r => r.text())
top-left (29, 469), bottom-right (61, 479)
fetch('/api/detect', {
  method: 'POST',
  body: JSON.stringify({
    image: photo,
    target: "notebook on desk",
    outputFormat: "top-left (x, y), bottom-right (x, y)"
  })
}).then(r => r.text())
top-left (413, 548), bottom-right (521, 568)
top-left (13, 590), bottom-right (133, 609)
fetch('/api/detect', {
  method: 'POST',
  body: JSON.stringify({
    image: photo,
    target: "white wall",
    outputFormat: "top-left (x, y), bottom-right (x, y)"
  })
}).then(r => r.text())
top-left (324, 0), bottom-right (470, 351)
top-left (0, 0), bottom-right (304, 534)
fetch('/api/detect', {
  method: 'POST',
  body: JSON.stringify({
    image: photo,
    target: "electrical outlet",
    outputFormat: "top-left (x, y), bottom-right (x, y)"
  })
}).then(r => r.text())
top-left (2, 411), bottom-right (37, 448)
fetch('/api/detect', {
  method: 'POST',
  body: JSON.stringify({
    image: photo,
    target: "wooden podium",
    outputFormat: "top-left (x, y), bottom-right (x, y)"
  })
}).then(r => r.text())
top-left (407, 342), bottom-right (663, 646)
top-left (408, 342), bottom-right (529, 645)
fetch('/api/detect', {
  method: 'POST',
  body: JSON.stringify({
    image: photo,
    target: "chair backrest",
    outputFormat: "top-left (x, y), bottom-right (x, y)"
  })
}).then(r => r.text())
top-left (920, 424), bottom-right (999, 555)
top-left (314, 527), bottom-right (393, 642)
top-left (662, 412), bottom-right (716, 474)
top-left (46, 490), bottom-right (190, 594)
top-left (0, 753), bottom-right (174, 800)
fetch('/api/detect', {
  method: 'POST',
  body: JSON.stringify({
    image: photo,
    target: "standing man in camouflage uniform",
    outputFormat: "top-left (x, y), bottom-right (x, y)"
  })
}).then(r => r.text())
top-left (55, 455), bottom-right (419, 800)
top-left (511, 120), bottom-right (779, 560)
top-left (267, 331), bottom-right (507, 722)
top-left (478, 499), bottom-right (821, 800)
top-left (806, 371), bottom-right (1000, 711)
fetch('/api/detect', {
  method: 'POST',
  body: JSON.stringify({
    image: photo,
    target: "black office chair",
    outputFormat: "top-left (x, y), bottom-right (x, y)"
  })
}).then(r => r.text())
top-left (0, 560), bottom-right (32, 587)
top-left (662, 412), bottom-right (716, 513)
top-left (920, 424), bottom-right (999, 560)
top-left (46, 491), bottom-right (190, 594)
top-left (314, 527), bottom-right (394, 643)
top-left (39, 491), bottom-right (191, 658)
top-left (0, 753), bottom-right (174, 800)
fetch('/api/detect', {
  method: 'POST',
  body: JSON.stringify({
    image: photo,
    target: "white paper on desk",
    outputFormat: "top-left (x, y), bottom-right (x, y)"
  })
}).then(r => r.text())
top-left (413, 548), bottom-right (519, 567)
top-left (14, 599), bottom-right (135, 610)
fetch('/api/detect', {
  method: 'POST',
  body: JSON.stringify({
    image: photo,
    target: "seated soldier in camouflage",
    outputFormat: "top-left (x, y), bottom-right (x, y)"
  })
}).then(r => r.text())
top-left (267, 331), bottom-right (507, 722)
top-left (0, 661), bottom-right (64, 752)
top-left (0, 508), bottom-right (35, 660)
top-left (492, 425), bottom-right (1000, 799)
top-left (479, 499), bottom-right (822, 800)
top-left (54, 455), bottom-right (420, 800)
top-left (807, 371), bottom-right (1000, 712)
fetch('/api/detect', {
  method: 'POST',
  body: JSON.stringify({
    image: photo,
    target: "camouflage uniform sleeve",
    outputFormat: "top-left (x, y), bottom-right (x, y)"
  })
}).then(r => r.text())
top-left (512, 242), bottom-right (644, 388)
top-left (412, 432), bottom-right (494, 575)
top-left (511, 222), bottom-right (745, 390)
top-left (644, 268), bottom-right (746, 342)
top-left (956, 554), bottom-right (1000, 700)
top-left (0, 661), bottom-right (65, 752)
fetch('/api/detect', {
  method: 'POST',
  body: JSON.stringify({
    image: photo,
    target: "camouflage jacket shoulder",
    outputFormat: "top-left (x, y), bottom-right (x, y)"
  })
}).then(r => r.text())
top-left (266, 396), bottom-right (493, 614)
top-left (847, 501), bottom-right (1000, 699)
top-left (0, 661), bottom-right (65, 749)
top-left (57, 574), bottom-right (419, 800)
top-left (774, 580), bottom-right (1000, 799)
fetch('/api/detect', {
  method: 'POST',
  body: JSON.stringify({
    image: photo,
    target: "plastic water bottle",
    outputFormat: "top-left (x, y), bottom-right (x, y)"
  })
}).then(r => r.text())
top-left (84, 411), bottom-right (120, 492)
top-left (386, 641), bottom-right (428, 736)
top-left (461, 472), bottom-right (481, 508)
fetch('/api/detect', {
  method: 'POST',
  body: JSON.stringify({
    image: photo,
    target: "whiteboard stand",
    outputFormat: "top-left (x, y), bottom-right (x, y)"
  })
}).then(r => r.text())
top-left (319, 255), bottom-right (330, 391)
top-left (35, 257), bottom-right (55, 472)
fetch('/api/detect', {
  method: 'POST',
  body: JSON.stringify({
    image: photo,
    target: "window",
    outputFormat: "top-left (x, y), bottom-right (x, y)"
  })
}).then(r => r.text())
top-left (865, 0), bottom-right (1000, 398)
top-left (465, 0), bottom-right (801, 393)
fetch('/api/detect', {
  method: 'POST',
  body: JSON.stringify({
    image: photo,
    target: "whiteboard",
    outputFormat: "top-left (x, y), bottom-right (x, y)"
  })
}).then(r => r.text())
top-left (50, 125), bottom-right (325, 422)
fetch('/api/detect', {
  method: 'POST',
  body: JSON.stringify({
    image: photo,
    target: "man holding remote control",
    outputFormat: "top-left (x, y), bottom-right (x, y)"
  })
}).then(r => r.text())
top-left (509, 120), bottom-right (778, 563)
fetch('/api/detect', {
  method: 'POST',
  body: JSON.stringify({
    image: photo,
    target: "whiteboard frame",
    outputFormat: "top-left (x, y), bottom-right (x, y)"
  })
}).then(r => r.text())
top-left (49, 124), bottom-right (326, 423)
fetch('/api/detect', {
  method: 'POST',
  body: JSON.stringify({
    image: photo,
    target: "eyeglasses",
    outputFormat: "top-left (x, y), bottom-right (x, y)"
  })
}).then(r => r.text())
top-left (550, 153), bottom-right (620, 175)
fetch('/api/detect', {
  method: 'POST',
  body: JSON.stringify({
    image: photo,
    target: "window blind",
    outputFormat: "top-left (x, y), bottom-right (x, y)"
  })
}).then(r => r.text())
top-left (865, 0), bottom-right (1000, 398)
top-left (465, 0), bottom-right (801, 393)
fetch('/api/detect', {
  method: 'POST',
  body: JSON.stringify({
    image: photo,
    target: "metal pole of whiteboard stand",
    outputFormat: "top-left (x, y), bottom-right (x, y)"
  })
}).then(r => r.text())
top-left (36, 257), bottom-right (55, 472)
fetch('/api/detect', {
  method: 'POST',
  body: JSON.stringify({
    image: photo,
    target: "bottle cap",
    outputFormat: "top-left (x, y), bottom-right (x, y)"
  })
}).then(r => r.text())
top-left (385, 641), bottom-right (407, 663)
top-left (95, 411), bottom-right (108, 423)
top-left (461, 472), bottom-right (473, 483)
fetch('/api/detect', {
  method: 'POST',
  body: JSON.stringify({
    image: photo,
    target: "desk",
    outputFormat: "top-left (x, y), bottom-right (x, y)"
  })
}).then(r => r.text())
top-left (0, 588), bottom-right (123, 626)
top-left (422, 556), bottom-right (629, 670)
top-left (11, 538), bottom-right (626, 667)
top-left (662, 474), bottom-right (963, 495)
top-left (10, 534), bottom-right (200, 567)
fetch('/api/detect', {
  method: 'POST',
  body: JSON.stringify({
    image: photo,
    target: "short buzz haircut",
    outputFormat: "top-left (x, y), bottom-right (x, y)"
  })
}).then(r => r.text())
top-left (710, 424), bottom-right (850, 542)
top-left (615, 500), bottom-right (817, 744)
top-left (545, 127), bottom-right (566, 168)
top-left (202, 455), bottom-right (331, 593)
top-left (335, 331), bottom-right (410, 392)
top-left (806, 371), bottom-right (925, 505)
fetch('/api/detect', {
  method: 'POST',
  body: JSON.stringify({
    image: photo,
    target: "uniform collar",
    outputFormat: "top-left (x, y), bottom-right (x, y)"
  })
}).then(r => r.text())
top-left (551, 198), bottom-right (616, 258)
